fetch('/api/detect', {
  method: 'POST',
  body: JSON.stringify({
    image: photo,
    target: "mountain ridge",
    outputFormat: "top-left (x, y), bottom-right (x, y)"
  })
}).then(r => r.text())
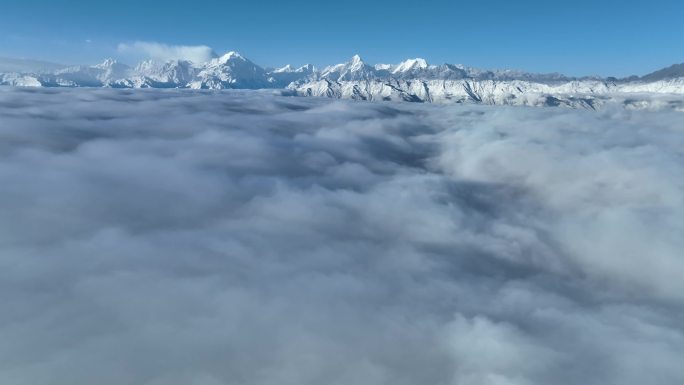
top-left (2, 53), bottom-right (683, 110)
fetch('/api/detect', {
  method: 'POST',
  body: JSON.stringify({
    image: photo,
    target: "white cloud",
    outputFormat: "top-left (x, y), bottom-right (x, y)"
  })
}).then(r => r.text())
top-left (0, 88), bottom-right (683, 385)
top-left (117, 41), bottom-right (217, 63)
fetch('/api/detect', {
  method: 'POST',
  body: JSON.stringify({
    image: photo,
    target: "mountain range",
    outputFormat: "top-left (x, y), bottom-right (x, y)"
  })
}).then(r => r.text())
top-left (2, 52), bottom-right (683, 109)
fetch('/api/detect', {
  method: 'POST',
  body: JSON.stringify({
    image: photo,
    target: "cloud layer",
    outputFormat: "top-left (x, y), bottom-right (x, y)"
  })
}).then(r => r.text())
top-left (0, 88), bottom-right (683, 385)
top-left (117, 41), bottom-right (217, 63)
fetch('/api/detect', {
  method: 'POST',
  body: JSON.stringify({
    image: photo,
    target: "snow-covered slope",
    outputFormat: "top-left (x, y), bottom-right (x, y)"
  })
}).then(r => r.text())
top-left (267, 64), bottom-right (315, 87)
top-left (134, 59), bottom-right (197, 87)
top-left (320, 55), bottom-right (378, 81)
top-left (1, 52), bottom-right (683, 110)
top-left (288, 56), bottom-right (684, 110)
top-left (392, 58), bottom-right (428, 74)
top-left (189, 52), bottom-right (272, 89)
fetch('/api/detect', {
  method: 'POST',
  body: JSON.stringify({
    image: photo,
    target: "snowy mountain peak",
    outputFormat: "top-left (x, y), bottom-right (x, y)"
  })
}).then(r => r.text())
top-left (274, 64), bottom-right (293, 73)
top-left (348, 54), bottom-right (365, 70)
top-left (134, 59), bottom-right (158, 72)
top-left (94, 58), bottom-right (120, 69)
top-left (215, 51), bottom-right (245, 64)
top-left (274, 64), bottom-right (315, 74)
top-left (4, 52), bottom-right (684, 111)
top-left (319, 55), bottom-right (376, 81)
top-left (392, 58), bottom-right (428, 73)
top-left (297, 64), bottom-right (314, 73)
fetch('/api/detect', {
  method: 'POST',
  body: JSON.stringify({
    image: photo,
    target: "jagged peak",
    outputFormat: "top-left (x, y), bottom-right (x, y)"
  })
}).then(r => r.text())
top-left (347, 54), bottom-right (368, 72)
top-left (216, 51), bottom-right (245, 64)
top-left (274, 64), bottom-right (293, 73)
top-left (94, 58), bottom-right (119, 68)
top-left (297, 64), bottom-right (314, 72)
top-left (392, 58), bottom-right (428, 73)
top-left (9, 53), bottom-right (684, 96)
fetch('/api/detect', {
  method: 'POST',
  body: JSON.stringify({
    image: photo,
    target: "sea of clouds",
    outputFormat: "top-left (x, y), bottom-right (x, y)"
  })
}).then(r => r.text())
top-left (0, 87), bottom-right (683, 385)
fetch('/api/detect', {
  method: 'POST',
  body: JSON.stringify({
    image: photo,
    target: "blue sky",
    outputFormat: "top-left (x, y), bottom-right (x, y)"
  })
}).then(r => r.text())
top-left (1, 0), bottom-right (683, 76)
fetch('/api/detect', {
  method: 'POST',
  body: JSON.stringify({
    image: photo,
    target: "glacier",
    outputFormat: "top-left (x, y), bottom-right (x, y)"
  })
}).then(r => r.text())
top-left (1, 52), bottom-right (683, 110)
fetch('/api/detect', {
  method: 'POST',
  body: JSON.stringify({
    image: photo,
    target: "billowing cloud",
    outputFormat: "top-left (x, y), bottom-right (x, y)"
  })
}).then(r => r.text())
top-left (117, 41), bottom-right (217, 63)
top-left (0, 87), bottom-right (683, 385)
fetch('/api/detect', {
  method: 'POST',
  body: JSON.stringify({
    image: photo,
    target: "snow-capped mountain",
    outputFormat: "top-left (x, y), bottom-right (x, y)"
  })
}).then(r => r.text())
top-left (134, 59), bottom-right (197, 86)
top-left (47, 59), bottom-right (131, 87)
top-left (2, 52), bottom-right (684, 110)
top-left (319, 55), bottom-right (378, 81)
top-left (189, 51), bottom-right (272, 89)
top-left (392, 58), bottom-right (428, 74)
top-left (267, 64), bottom-right (315, 88)
top-left (286, 55), bottom-right (684, 110)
